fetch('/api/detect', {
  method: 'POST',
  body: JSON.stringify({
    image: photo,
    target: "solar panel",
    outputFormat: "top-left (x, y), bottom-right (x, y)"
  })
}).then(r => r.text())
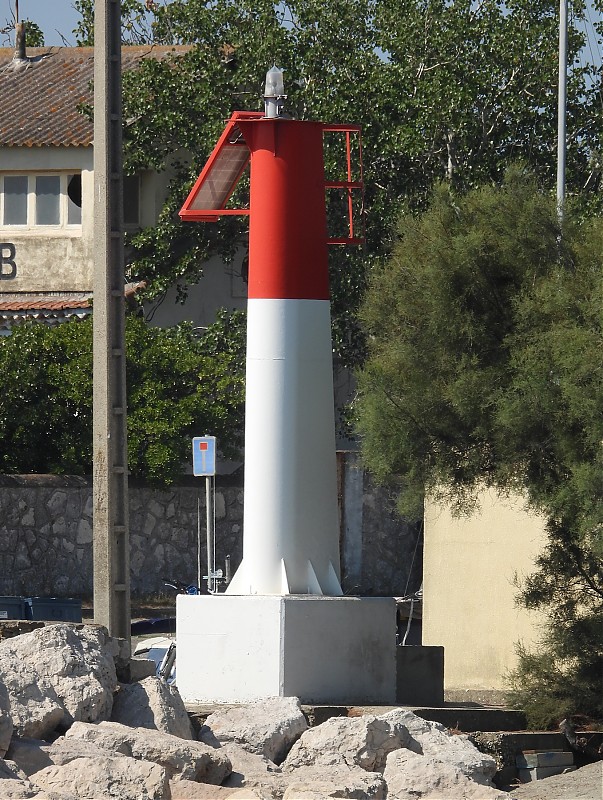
top-left (188, 143), bottom-right (250, 211)
top-left (180, 112), bottom-right (263, 221)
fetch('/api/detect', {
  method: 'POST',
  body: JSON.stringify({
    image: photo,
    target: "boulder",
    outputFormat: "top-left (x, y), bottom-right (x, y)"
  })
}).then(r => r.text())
top-left (111, 677), bottom-right (194, 739)
top-left (0, 775), bottom-right (43, 799)
top-left (64, 720), bottom-right (231, 784)
top-left (0, 757), bottom-right (76, 799)
top-left (32, 755), bottom-right (168, 800)
top-left (170, 781), bottom-right (265, 799)
top-left (281, 755), bottom-right (386, 799)
top-left (1, 758), bottom-right (28, 780)
top-left (48, 736), bottom-right (129, 766)
top-left (383, 748), bottom-right (509, 799)
top-left (200, 697), bottom-right (307, 764)
top-left (283, 714), bottom-right (410, 773)
top-left (5, 737), bottom-right (53, 776)
top-left (378, 710), bottom-right (497, 782)
top-left (0, 625), bottom-right (117, 739)
top-left (220, 742), bottom-right (285, 798)
top-left (0, 680), bottom-right (13, 756)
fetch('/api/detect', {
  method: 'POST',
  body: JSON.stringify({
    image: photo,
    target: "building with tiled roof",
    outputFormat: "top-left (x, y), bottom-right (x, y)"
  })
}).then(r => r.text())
top-left (0, 42), bottom-right (187, 329)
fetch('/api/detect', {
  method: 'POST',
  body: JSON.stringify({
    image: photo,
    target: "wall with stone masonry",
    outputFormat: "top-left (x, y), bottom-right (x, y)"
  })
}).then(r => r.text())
top-left (0, 468), bottom-right (421, 600)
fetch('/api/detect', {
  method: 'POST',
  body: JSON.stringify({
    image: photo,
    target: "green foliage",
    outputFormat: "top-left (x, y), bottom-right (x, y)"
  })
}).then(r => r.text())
top-left (356, 171), bottom-right (603, 723)
top-left (22, 19), bottom-right (44, 46)
top-left (74, 0), bottom-right (601, 366)
top-left (73, 0), bottom-right (158, 45)
top-left (506, 619), bottom-right (603, 729)
top-left (357, 170), bottom-right (561, 515)
top-left (126, 310), bottom-right (246, 484)
top-left (0, 17), bottom-right (44, 47)
top-left (0, 320), bottom-right (92, 474)
top-left (0, 311), bottom-right (245, 485)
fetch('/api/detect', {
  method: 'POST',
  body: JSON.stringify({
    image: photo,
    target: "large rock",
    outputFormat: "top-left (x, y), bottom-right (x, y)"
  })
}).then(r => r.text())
top-left (378, 710), bottom-right (497, 782)
top-left (220, 742), bottom-right (285, 798)
top-left (1, 758), bottom-right (27, 780)
top-left (383, 748), bottom-right (509, 799)
top-left (32, 755), bottom-right (168, 800)
top-left (0, 757), bottom-right (76, 799)
top-left (5, 737), bottom-right (53, 776)
top-left (283, 714), bottom-right (410, 773)
top-left (200, 697), bottom-right (307, 764)
top-left (170, 782), bottom-right (265, 799)
top-left (64, 720), bottom-right (231, 784)
top-left (0, 680), bottom-right (13, 756)
top-left (48, 736), bottom-right (129, 766)
top-left (282, 755), bottom-right (387, 799)
top-left (0, 625), bottom-right (117, 739)
top-left (111, 677), bottom-right (194, 739)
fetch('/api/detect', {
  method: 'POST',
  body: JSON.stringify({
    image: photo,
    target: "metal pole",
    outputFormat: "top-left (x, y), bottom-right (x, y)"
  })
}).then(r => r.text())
top-left (557, 0), bottom-right (568, 221)
top-left (206, 476), bottom-right (214, 592)
top-left (197, 494), bottom-right (202, 590)
top-left (92, 0), bottom-right (131, 643)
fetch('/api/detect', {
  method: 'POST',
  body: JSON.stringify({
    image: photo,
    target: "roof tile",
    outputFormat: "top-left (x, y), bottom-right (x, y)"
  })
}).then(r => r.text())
top-left (0, 297), bottom-right (91, 311)
top-left (0, 45), bottom-right (188, 148)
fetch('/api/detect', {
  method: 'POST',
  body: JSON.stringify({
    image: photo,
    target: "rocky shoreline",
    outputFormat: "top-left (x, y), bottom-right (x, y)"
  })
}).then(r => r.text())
top-left (0, 623), bottom-right (599, 799)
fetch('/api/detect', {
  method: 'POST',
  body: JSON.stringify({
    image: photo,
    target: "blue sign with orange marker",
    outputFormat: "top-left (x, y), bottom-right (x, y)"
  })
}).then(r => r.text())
top-left (192, 436), bottom-right (216, 476)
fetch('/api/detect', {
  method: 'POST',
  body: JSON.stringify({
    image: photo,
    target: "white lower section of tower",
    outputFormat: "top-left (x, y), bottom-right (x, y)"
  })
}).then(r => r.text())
top-left (226, 298), bottom-right (342, 596)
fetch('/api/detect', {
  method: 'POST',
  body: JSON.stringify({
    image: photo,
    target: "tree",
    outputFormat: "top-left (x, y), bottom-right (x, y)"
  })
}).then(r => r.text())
top-left (72, 0), bottom-right (602, 365)
top-left (73, 0), bottom-right (157, 45)
top-left (0, 310), bottom-right (245, 484)
top-left (0, 17), bottom-right (44, 46)
top-left (356, 170), bottom-right (603, 726)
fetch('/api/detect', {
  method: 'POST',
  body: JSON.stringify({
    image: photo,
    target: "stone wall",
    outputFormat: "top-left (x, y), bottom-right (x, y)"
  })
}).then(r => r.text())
top-left (0, 463), bottom-right (421, 600)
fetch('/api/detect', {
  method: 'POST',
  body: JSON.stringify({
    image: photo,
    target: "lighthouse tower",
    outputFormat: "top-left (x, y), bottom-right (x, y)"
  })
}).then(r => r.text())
top-left (226, 116), bottom-right (342, 597)
top-left (176, 69), bottom-right (396, 704)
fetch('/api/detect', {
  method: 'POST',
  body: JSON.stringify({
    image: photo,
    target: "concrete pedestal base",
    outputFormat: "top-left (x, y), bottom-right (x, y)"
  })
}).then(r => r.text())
top-left (176, 595), bottom-right (396, 705)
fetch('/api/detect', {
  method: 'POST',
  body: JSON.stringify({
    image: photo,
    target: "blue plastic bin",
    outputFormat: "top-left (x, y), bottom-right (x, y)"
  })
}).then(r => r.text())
top-left (25, 597), bottom-right (82, 622)
top-left (0, 596), bottom-right (27, 620)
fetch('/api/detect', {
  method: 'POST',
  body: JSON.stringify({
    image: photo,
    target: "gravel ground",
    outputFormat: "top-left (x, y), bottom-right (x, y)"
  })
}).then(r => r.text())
top-left (508, 761), bottom-right (602, 800)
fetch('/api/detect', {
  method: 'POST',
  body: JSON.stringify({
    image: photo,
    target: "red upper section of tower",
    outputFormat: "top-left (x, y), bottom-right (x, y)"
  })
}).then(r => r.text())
top-left (179, 112), bottom-right (363, 301)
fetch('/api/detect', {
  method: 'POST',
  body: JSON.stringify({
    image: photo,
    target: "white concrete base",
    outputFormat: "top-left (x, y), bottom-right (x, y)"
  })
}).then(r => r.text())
top-left (176, 594), bottom-right (397, 705)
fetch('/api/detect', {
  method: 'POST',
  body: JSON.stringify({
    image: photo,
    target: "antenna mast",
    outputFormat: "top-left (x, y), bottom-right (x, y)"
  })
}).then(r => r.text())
top-left (557, 0), bottom-right (568, 221)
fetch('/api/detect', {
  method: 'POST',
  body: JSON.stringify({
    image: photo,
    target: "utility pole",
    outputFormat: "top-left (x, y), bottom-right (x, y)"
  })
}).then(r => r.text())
top-left (557, 0), bottom-right (568, 221)
top-left (93, 0), bottom-right (131, 643)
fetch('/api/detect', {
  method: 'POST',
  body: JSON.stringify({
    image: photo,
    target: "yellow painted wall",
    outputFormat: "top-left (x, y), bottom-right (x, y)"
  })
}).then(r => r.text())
top-left (423, 490), bottom-right (547, 691)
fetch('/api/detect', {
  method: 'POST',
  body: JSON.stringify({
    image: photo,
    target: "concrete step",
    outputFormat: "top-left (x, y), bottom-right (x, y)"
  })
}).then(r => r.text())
top-left (488, 732), bottom-right (602, 788)
top-left (516, 750), bottom-right (574, 769)
top-left (408, 705), bottom-right (527, 733)
top-left (518, 765), bottom-right (576, 782)
top-left (500, 730), bottom-right (603, 755)
top-left (353, 704), bottom-right (525, 733)
top-left (301, 703), bottom-right (526, 732)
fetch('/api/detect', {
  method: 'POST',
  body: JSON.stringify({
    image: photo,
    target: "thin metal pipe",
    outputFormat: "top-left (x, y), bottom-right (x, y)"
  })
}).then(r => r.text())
top-left (557, 0), bottom-right (568, 221)
top-left (206, 476), bottom-right (214, 592)
top-left (197, 494), bottom-right (202, 590)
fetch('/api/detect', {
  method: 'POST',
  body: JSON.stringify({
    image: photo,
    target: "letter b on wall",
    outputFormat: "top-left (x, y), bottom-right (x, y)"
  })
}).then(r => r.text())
top-left (0, 243), bottom-right (16, 279)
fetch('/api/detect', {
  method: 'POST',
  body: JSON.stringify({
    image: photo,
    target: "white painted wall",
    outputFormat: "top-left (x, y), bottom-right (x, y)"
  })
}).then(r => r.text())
top-left (0, 145), bottom-right (93, 292)
top-left (0, 146), bottom-right (173, 294)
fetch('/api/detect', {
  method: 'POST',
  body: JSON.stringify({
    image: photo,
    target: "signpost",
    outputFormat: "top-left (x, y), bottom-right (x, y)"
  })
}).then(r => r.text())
top-left (192, 436), bottom-right (216, 477)
top-left (192, 437), bottom-right (216, 591)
